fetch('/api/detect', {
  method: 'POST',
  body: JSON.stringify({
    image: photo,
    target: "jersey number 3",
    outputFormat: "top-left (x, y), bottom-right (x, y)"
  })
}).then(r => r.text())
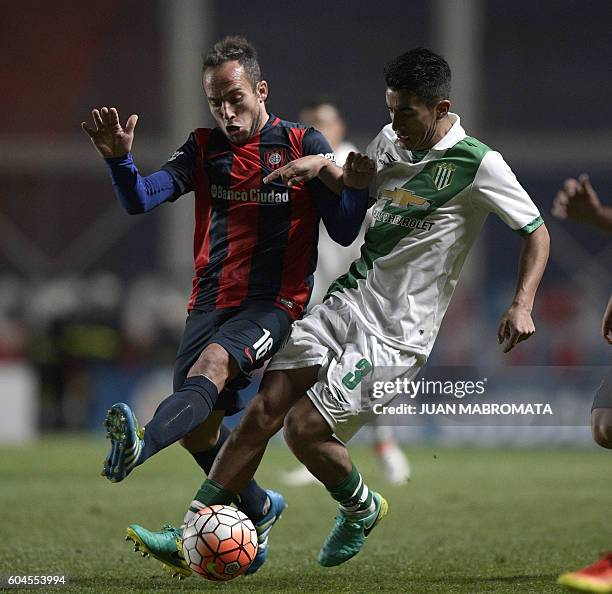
top-left (342, 358), bottom-right (373, 390)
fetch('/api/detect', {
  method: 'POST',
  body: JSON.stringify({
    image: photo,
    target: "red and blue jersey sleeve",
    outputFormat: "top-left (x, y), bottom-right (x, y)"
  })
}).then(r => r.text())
top-left (301, 127), bottom-right (336, 161)
top-left (160, 132), bottom-right (200, 198)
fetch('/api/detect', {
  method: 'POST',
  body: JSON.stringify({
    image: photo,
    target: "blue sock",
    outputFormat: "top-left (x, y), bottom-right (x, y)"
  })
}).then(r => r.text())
top-left (190, 422), bottom-right (270, 523)
top-left (235, 478), bottom-right (270, 523)
top-left (138, 376), bottom-right (217, 464)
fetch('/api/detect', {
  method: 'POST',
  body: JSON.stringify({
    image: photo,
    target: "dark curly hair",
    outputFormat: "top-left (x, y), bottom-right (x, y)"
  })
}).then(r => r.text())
top-left (203, 36), bottom-right (261, 89)
top-left (384, 48), bottom-right (451, 105)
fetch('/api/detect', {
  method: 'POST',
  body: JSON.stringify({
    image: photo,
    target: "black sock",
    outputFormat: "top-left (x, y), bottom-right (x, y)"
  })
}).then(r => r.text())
top-left (138, 376), bottom-right (218, 464)
top-left (191, 422), bottom-right (270, 523)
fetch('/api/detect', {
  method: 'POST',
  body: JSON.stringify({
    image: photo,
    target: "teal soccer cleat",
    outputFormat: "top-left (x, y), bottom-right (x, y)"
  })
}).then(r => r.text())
top-left (101, 403), bottom-right (144, 483)
top-left (317, 491), bottom-right (388, 567)
top-left (126, 524), bottom-right (191, 579)
top-left (122, 490), bottom-right (286, 578)
top-left (246, 490), bottom-right (287, 575)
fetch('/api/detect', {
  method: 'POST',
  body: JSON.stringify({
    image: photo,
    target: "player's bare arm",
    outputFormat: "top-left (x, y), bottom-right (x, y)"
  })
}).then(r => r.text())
top-left (264, 155), bottom-right (342, 190)
top-left (263, 152), bottom-right (374, 194)
top-left (498, 224), bottom-right (550, 353)
top-left (81, 106), bottom-right (139, 158)
top-left (552, 174), bottom-right (612, 231)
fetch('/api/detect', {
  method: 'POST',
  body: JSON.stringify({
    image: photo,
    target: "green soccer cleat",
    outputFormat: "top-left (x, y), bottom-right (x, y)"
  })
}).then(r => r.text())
top-left (317, 491), bottom-right (389, 567)
top-left (125, 524), bottom-right (191, 579)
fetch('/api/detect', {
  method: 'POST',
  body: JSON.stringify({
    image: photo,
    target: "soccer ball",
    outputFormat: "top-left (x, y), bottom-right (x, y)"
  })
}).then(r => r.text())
top-left (181, 505), bottom-right (258, 581)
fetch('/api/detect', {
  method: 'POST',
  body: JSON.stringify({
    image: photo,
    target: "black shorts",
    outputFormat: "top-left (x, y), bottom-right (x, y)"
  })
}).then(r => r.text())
top-left (173, 305), bottom-right (293, 415)
top-left (592, 367), bottom-right (612, 410)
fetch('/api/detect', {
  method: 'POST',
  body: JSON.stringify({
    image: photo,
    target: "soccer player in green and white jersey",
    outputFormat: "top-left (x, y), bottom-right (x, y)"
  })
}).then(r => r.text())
top-left (137, 48), bottom-right (550, 569)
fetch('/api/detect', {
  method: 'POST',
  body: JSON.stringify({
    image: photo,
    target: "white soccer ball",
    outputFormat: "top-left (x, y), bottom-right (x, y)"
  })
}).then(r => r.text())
top-left (181, 505), bottom-right (258, 581)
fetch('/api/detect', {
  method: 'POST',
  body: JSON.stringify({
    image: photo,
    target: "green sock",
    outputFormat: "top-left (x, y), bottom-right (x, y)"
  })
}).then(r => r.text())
top-left (189, 478), bottom-right (235, 513)
top-left (326, 464), bottom-right (375, 517)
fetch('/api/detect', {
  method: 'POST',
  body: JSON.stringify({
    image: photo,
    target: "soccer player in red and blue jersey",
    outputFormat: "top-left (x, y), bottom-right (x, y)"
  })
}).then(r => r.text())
top-left (82, 36), bottom-right (372, 577)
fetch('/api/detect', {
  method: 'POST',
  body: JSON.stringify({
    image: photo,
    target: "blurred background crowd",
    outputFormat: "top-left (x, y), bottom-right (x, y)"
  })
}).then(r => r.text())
top-left (1, 0), bottom-right (610, 443)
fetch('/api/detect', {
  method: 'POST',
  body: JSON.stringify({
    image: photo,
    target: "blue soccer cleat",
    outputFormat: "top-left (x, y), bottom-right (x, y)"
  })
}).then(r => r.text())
top-left (101, 403), bottom-right (144, 483)
top-left (246, 490), bottom-right (286, 575)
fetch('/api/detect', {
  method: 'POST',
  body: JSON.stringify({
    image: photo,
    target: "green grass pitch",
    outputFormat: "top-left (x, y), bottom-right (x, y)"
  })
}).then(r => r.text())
top-left (0, 435), bottom-right (610, 593)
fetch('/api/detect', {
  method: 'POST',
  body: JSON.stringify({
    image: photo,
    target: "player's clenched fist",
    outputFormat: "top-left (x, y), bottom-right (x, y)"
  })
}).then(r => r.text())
top-left (343, 152), bottom-right (375, 190)
top-left (497, 304), bottom-right (535, 353)
top-left (81, 107), bottom-right (139, 159)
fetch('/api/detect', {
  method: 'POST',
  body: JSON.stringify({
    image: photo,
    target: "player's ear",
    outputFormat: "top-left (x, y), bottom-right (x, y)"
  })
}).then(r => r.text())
top-left (436, 99), bottom-right (451, 119)
top-left (256, 80), bottom-right (268, 102)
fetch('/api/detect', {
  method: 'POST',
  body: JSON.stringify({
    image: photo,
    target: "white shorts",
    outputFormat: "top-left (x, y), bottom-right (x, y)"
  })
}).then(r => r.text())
top-left (267, 294), bottom-right (422, 443)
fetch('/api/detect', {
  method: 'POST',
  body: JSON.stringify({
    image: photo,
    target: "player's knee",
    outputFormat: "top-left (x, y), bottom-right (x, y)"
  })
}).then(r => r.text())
top-left (282, 409), bottom-right (301, 452)
top-left (283, 403), bottom-right (324, 452)
top-left (592, 409), bottom-right (612, 449)
top-left (187, 344), bottom-right (232, 384)
top-left (240, 394), bottom-right (284, 442)
top-left (592, 426), bottom-right (612, 449)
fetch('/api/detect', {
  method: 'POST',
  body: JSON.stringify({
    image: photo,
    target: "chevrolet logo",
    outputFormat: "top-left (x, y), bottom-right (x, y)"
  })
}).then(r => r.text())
top-left (382, 187), bottom-right (430, 209)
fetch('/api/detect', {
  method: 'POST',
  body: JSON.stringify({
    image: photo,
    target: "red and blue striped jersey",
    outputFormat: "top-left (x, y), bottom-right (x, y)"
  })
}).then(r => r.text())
top-left (161, 115), bottom-right (337, 320)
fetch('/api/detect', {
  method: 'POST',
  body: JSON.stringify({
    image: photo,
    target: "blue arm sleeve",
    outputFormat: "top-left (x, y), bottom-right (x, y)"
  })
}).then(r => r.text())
top-left (313, 185), bottom-right (369, 247)
top-left (105, 153), bottom-right (177, 214)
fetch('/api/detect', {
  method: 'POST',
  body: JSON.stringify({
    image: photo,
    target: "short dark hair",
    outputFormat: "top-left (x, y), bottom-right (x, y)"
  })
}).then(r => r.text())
top-left (203, 36), bottom-right (261, 89)
top-left (384, 48), bottom-right (451, 104)
top-left (300, 97), bottom-right (343, 113)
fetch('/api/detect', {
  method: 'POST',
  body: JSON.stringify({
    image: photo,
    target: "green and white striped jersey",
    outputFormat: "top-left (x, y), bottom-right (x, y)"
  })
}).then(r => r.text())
top-left (328, 114), bottom-right (543, 360)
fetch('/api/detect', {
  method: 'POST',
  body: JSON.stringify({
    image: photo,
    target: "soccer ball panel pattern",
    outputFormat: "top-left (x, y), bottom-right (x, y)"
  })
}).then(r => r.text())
top-left (181, 505), bottom-right (258, 582)
top-left (215, 523), bottom-right (232, 541)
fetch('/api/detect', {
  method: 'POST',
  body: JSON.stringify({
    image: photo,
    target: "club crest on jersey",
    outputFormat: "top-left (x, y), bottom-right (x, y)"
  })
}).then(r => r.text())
top-left (382, 187), bottom-right (431, 211)
top-left (264, 148), bottom-right (287, 170)
top-left (431, 162), bottom-right (456, 191)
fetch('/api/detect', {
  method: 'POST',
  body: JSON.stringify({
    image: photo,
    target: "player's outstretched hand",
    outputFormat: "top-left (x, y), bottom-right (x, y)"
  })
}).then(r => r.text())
top-left (552, 174), bottom-right (602, 225)
top-left (263, 155), bottom-right (329, 187)
top-left (81, 107), bottom-right (138, 159)
top-left (497, 304), bottom-right (535, 353)
top-left (603, 294), bottom-right (612, 345)
top-left (343, 152), bottom-right (376, 190)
